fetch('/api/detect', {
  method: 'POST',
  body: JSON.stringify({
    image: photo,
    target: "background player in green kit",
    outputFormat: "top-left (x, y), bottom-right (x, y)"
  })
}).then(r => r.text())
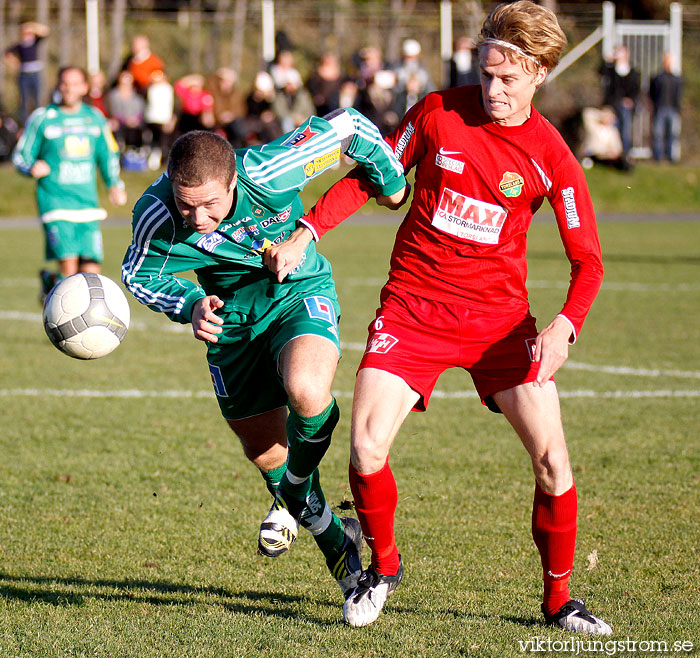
top-left (122, 114), bottom-right (407, 599)
top-left (12, 66), bottom-right (127, 298)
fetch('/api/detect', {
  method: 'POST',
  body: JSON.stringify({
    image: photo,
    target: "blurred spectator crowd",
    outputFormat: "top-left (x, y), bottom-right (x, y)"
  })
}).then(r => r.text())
top-left (2, 30), bottom-right (447, 171)
top-left (2, 25), bottom-right (684, 170)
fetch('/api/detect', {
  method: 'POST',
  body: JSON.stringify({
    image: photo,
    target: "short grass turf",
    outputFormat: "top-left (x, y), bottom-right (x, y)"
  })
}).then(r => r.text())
top-left (0, 217), bottom-right (698, 657)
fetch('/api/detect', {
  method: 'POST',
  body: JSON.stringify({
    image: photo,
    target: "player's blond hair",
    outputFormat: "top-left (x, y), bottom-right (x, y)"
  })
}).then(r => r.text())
top-left (477, 0), bottom-right (567, 73)
top-left (167, 130), bottom-right (237, 188)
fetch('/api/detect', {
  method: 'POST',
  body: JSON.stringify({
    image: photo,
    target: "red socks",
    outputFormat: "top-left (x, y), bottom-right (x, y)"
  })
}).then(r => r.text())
top-left (350, 462), bottom-right (578, 607)
top-left (532, 481), bottom-right (578, 616)
top-left (349, 460), bottom-right (401, 576)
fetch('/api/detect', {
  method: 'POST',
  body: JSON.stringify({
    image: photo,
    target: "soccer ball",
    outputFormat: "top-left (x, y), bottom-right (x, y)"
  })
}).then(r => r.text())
top-left (42, 273), bottom-right (130, 359)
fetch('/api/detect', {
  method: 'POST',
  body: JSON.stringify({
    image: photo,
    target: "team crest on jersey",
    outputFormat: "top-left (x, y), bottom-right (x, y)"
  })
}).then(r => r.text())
top-left (304, 296), bottom-right (337, 326)
top-left (196, 231), bottom-right (226, 252)
top-left (432, 188), bottom-right (507, 245)
top-left (251, 205), bottom-right (266, 217)
top-left (366, 332), bottom-right (398, 354)
top-left (499, 172), bottom-right (524, 198)
top-left (284, 125), bottom-right (319, 147)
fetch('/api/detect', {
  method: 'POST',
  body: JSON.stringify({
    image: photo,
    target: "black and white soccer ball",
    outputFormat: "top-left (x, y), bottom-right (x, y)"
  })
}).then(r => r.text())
top-left (42, 273), bottom-right (130, 359)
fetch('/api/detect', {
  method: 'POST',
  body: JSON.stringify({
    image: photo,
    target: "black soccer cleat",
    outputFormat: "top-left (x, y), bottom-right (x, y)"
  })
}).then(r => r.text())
top-left (543, 599), bottom-right (612, 635)
top-left (326, 517), bottom-right (364, 598)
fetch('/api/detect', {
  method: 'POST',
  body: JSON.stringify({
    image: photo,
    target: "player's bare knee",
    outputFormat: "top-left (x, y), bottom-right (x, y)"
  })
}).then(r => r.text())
top-left (241, 441), bottom-right (287, 470)
top-left (286, 381), bottom-right (332, 418)
top-left (531, 445), bottom-right (572, 492)
top-left (350, 429), bottom-right (390, 473)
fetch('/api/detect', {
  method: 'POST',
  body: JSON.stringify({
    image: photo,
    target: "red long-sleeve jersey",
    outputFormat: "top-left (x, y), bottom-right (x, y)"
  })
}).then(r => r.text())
top-left (303, 86), bottom-right (604, 339)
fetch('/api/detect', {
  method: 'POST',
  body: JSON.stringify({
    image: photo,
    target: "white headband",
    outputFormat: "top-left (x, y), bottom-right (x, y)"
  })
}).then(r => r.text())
top-left (481, 38), bottom-right (540, 67)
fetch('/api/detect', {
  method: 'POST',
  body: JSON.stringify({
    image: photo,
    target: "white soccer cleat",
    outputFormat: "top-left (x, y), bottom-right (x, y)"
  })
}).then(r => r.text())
top-left (342, 559), bottom-right (403, 627)
top-left (543, 599), bottom-right (612, 635)
top-left (258, 498), bottom-right (299, 558)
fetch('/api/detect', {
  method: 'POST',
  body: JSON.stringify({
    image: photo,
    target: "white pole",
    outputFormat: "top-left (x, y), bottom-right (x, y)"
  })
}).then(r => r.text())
top-left (85, 0), bottom-right (100, 74)
top-left (669, 2), bottom-right (682, 74)
top-left (440, 0), bottom-right (452, 61)
top-left (440, 0), bottom-right (452, 88)
top-left (261, 0), bottom-right (275, 65)
top-left (602, 1), bottom-right (615, 59)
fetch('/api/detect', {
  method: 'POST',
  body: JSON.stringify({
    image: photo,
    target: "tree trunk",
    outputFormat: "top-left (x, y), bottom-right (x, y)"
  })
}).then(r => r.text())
top-left (332, 0), bottom-right (351, 58)
top-left (59, 0), bottom-right (72, 68)
top-left (0, 0), bottom-right (5, 108)
top-left (190, 0), bottom-right (202, 74)
top-left (108, 0), bottom-right (127, 81)
top-left (231, 0), bottom-right (247, 74)
top-left (208, 0), bottom-right (230, 74)
top-left (36, 0), bottom-right (49, 81)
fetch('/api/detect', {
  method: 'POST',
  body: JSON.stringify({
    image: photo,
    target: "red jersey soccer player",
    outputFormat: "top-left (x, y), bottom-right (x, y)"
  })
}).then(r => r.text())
top-left (265, 1), bottom-right (611, 633)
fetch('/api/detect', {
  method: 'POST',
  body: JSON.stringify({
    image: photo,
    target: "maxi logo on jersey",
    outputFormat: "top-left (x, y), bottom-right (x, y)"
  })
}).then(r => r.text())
top-left (432, 188), bottom-right (507, 245)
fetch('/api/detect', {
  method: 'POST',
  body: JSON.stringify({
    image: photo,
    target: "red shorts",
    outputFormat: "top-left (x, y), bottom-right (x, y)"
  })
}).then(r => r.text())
top-left (358, 288), bottom-right (545, 413)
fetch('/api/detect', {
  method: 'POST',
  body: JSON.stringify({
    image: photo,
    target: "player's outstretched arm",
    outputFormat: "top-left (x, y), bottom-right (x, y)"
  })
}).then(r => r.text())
top-left (191, 296), bottom-right (224, 343)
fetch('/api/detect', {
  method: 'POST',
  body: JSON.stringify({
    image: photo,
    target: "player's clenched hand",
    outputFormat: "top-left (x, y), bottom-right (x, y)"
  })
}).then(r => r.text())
top-left (192, 295), bottom-right (224, 342)
top-left (532, 315), bottom-right (573, 386)
top-left (264, 225), bottom-right (313, 283)
top-left (31, 160), bottom-right (51, 178)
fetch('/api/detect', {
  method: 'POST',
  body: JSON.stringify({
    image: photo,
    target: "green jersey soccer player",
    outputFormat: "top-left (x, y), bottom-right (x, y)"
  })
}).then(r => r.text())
top-left (13, 66), bottom-right (126, 296)
top-left (122, 111), bottom-right (407, 599)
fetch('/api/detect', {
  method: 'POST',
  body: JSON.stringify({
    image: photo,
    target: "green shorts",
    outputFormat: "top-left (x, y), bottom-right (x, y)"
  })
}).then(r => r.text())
top-left (206, 292), bottom-right (341, 420)
top-left (44, 220), bottom-right (104, 263)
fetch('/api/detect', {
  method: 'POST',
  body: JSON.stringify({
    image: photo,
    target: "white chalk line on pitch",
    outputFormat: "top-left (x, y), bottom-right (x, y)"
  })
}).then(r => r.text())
top-left (343, 278), bottom-right (700, 292)
top-left (3, 277), bottom-right (700, 292)
top-left (3, 311), bottom-right (700, 380)
top-left (1, 388), bottom-right (699, 400)
top-left (0, 388), bottom-right (700, 400)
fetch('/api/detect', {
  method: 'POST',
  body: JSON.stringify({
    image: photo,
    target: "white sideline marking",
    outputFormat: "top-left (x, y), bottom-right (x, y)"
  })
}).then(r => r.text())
top-left (343, 278), bottom-right (700, 292)
top-left (565, 361), bottom-right (700, 379)
top-left (3, 312), bottom-right (699, 379)
top-left (4, 277), bottom-right (700, 292)
top-left (0, 388), bottom-right (699, 400)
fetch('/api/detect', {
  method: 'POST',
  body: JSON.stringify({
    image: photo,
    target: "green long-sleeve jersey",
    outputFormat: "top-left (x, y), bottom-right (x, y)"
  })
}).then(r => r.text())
top-left (12, 102), bottom-right (123, 222)
top-left (121, 109), bottom-right (406, 337)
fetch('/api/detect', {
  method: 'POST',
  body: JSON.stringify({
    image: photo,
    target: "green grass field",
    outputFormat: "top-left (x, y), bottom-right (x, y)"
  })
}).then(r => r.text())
top-left (0, 216), bottom-right (699, 657)
top-left (1, 160), bottom-right (700, 218)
